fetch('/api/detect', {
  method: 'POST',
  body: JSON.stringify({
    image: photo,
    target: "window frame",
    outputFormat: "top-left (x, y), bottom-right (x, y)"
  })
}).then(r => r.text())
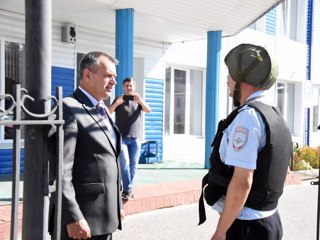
top-left (276, 81), bottom-right (295, 134)
top-left (0, 40), bottom-right (26, 147)
top-left (164, 65), bottom-right (204, 137)
top-left (312, 85), bottom-right (320, 132)
top-left (277, 0), bottom-right (306, 42)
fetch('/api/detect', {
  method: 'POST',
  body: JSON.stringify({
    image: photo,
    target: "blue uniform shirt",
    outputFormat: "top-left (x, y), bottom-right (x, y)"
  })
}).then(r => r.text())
top-left (213, 91), bottom-right (277, 220)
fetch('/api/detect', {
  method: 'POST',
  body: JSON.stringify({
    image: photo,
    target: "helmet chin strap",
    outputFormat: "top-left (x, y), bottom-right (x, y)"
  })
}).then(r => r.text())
top-left (233, 81), bottom-right (241, 107)
top-left (233, 45), bottom-right (246, 108)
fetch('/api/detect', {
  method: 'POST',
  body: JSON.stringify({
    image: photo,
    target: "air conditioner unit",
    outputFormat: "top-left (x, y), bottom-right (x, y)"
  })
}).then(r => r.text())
top-left (61, 24), bottom-right (76, 43)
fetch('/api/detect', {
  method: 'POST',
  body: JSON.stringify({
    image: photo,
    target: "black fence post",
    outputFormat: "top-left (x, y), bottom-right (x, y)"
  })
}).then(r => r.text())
top-left (23, 0), bottom-right (52, 239)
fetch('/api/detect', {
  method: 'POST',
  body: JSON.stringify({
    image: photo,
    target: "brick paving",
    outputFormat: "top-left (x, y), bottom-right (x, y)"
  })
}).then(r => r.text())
top-left (0, 203), bottom-right (22, 240)
top-left (0, 172), bottom-right (302, 240)
top-left (123, 179), bottom-right (201, 215)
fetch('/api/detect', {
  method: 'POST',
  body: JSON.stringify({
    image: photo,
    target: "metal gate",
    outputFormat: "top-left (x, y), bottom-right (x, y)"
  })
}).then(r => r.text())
top-left (0, 84), bottom-right (64, 240)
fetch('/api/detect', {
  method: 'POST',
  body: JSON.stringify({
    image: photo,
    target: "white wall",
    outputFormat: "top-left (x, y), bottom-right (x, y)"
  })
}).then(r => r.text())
top-left (163, 135), bottom-right (205, 164)
top-left (1, 7), bottom-right (319, 158)
top-left (0, 10), bottom-right (25, 43)
top-left (220, 28), bottom-right (320, 147)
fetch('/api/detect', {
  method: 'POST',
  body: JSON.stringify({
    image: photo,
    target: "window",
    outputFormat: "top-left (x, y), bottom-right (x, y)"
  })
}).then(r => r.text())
top-left (248, 16), bottom-right (266, 32)
top-left (189, 70), bottom-right (203, 135)
top-left (277, 0), bottom-right (306, 42)
top-left (277, 82), bottom-right (295, 133)
top-left (1, 42), bottom-right (25, 140)
top-left (76, 53), bottom-right (84, 87)
top-left (164, 67), bottom-right (171, 135)
top-left (278, 0), bottom-right (289, 37)
top-left (313, 105), bottom-right (319, 132)
top-left (165, 66), bottom-right (203, 136)
top-left (312, 86), bottom-right (320, 132)
top-left (265, 8), bottom-right (276, 36)
top-left (249, 0), bottom-right (307, 39)
top-left (173, 69), bottom-right (186, 134)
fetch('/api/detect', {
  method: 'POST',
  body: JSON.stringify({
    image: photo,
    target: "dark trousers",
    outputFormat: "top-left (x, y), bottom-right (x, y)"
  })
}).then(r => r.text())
top-left (60, 233), bottom-right (112, 240)
top-left (226, 210), bottom-right (283, 240)
top-left (88, 234), bottom-right (112, 240)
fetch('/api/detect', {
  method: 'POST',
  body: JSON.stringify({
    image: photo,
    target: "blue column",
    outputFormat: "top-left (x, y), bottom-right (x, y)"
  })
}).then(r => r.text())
top-left (115, 8), bottom-right (134, 96)
top-left (204, 31), bottom-right (222, 169)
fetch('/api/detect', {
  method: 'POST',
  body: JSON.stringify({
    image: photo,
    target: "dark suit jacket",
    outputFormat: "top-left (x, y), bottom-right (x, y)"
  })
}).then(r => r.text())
top-left (53, 88), bottom-right (122, 239)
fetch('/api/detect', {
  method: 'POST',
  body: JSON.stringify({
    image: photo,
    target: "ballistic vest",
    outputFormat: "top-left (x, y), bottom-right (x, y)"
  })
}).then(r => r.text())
top-left (198, 101), bottom-right (292, 225)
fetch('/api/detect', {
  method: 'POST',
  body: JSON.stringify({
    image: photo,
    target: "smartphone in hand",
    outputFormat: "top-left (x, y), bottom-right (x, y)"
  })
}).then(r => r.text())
top-left (123, 95), bottom-right (134, 101)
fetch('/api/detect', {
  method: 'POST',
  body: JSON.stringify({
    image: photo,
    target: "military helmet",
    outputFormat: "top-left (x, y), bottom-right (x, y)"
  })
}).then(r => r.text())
top-left (224, 43), bottom-right (278, 90)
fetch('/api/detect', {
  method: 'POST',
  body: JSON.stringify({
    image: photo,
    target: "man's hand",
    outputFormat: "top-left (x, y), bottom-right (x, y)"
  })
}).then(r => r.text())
top-left (211, 232), bottom-right (226, 240)
top-left (120, 209), bottom-right (126, 221)
top-left (132, 93), bottom-right (142, 103)
top-left (132, 93), bottom-right (151, 112)
top-left (67, 219), bottom-right (91, 239)
top-left (115, 95), bottom-right (125, 105)
top-left (108, 95), bottom-right (124, 114)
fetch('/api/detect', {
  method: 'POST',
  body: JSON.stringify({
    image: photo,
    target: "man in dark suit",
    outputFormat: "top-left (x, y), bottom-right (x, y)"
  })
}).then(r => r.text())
top-left (52, 51), bottom-right (124, 239)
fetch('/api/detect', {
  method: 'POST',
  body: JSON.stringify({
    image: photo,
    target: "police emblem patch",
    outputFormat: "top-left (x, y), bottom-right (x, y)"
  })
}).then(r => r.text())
top-left (232, 127), bottom-right (248, 151)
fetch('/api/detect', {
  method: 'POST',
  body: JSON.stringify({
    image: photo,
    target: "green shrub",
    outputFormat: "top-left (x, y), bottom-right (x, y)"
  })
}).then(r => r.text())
top-left (293, 145), bottom-right (320, 170)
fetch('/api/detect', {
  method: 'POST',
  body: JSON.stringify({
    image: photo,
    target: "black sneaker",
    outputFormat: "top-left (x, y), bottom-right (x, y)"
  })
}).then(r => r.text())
top-left (122, 192), bottom-right (133, 200)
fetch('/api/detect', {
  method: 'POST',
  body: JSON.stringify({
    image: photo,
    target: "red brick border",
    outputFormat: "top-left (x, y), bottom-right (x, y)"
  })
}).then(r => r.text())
top-left (0, 173), bottom-right (302, 240)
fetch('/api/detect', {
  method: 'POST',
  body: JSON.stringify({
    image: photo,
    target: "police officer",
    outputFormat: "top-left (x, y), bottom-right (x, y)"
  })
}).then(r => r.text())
top-left (198, 43), bottom-right (292, 240)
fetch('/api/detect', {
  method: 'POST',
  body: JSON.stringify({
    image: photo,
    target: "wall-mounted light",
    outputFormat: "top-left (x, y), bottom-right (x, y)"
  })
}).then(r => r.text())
top-left (61, 24), bottom-right (76, 43)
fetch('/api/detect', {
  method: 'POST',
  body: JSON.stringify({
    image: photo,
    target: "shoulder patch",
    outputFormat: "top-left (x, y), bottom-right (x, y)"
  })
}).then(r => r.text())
top-left (232, 127), bottom-right (249, 151)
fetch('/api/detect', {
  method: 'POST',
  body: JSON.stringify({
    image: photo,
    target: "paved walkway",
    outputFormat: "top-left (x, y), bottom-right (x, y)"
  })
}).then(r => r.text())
top-left (0, 161), bottom-right (309, 240)
top-left (113, 179), bottom-right (319, 240)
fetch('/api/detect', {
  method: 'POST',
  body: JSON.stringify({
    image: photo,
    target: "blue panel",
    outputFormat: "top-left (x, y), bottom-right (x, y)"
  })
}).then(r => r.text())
top-left (143, 78), bottom-right (164, 161)
top-left (0, 148), bottom-right (24, 175)
top-left (266, 8), bottom-right (276, 36)
top-left (52, 66), bottom-right (74, 97)
top-left (0, 66), bottom-right (74, 175)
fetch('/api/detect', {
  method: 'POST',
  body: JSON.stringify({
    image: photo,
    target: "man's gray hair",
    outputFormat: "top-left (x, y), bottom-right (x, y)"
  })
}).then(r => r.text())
top-left (79, 51), bottom-right (118, 78)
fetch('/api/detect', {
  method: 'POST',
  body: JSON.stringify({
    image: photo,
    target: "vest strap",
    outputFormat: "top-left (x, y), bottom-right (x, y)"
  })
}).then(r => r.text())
top-left (198, 173), bottom-right (208, 225)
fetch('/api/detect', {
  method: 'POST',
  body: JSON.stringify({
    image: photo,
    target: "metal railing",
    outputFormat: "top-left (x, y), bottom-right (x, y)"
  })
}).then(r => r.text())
top-left (0, 84), bottom-right (64, 240)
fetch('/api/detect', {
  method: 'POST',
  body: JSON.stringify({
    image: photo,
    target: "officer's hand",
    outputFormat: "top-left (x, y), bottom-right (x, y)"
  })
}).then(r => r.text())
top-left (211, 231), bottom-right (226, 240)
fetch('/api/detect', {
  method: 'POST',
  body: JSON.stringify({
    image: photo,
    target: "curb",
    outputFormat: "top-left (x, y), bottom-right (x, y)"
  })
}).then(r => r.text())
top-left (0, 172), bottom-right (304, 240)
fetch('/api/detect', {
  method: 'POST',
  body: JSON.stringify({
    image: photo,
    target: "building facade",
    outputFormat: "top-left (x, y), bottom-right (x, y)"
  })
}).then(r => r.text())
top-left (0, 0), bottom-right (319, 174)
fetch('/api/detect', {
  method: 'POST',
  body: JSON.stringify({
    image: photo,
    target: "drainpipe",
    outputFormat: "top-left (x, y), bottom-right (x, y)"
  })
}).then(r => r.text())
top-left (306, 2), bottom-right (319, 240)
top-left (306, 0), bottom-right (313, 146)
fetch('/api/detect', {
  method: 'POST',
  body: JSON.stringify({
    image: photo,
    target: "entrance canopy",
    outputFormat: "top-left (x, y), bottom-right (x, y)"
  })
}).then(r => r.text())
top-left (3, 0), bottom-right (283, 43)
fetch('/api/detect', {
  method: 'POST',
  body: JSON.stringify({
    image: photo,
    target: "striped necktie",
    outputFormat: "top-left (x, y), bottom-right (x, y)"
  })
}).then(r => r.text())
top-left (96, 102), bottom-right (117, 148)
